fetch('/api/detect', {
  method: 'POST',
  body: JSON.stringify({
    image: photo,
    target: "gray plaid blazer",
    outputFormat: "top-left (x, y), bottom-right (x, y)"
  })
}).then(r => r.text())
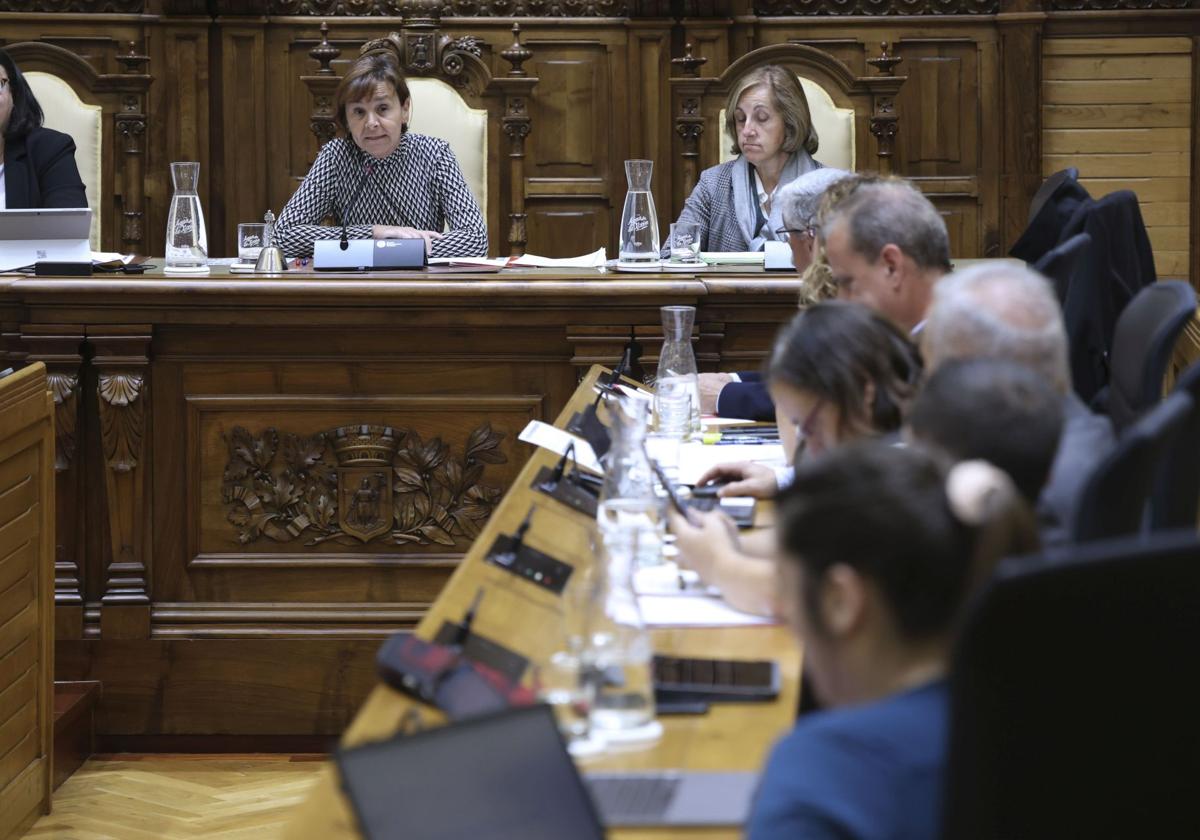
top-left (670, 153), bottom-right (820, 253)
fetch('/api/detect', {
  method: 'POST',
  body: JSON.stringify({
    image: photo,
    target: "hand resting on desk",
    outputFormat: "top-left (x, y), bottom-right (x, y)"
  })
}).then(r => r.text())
top-left (372, 225), bottom-right (444, 254)
top-left (696, 461), bottom-right (780, 499)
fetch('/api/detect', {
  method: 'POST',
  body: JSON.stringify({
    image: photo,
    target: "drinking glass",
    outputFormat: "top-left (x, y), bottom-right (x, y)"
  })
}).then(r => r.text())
top-left (536, 650), bottom-right (598, 755)
top-left (668, 223), bottom-right (701, 264)
top-left (237, 223), bottom-right (267, 263)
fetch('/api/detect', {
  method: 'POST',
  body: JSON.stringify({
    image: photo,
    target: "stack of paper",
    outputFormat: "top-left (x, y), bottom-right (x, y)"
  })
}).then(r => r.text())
top-left (700, 251), bottom-right (765, 266)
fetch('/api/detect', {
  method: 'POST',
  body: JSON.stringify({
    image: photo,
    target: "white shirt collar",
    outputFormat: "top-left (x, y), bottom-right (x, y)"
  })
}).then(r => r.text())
top-left (753, 169), bottom-right (773, 214)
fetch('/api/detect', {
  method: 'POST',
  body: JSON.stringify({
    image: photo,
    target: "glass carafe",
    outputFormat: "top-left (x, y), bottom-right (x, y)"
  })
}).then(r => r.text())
top-left (165, 162), bottom-right (208, 270)
top-left (655, 305), bottom-right (701, 437)
top-left (599, 396), bottom-right (665, 570)
top-left (618, 159), bottom-right (660, 264)
top-left (585, 505), bottom-right (657, 735)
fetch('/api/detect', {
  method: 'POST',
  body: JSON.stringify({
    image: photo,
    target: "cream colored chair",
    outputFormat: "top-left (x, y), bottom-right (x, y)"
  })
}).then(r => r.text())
top-left (24, 71), bottom-right (103, 249)
top-left (406, 78), bottom-right (488, 221)
top-left (719, 76), bottom-right (855, 171)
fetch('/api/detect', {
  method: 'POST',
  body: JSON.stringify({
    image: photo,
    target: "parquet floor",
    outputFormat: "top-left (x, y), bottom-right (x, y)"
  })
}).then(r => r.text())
top-left (22, 756), bottom-right (325, 840)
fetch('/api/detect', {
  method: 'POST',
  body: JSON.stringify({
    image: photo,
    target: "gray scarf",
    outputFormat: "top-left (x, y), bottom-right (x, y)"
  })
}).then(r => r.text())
top-left (732, 150), bottom-right (819, 251)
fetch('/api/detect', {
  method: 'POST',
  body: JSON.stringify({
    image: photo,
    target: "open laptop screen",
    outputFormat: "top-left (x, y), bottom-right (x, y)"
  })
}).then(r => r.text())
top-left (337, 704), bottom-right (605, 840)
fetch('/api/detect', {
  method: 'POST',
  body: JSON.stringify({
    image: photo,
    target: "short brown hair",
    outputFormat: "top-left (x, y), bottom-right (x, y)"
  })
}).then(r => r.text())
top-left (335, 51), bottom-right (412, 133)
top-left (725, 65), bottom-right (818, 158)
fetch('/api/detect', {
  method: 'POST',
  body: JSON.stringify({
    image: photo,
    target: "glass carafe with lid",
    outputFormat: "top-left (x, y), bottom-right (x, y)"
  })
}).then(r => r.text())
top-left (654, 305), bottom-right (701, 437)
top-left (165, 162), bottom-right (208, 272)
top-left (618, 159), bottom-right (660, 264)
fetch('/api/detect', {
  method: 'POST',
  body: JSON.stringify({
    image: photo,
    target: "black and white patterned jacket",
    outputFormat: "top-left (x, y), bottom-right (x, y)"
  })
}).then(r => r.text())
top-left (274, 133), bottom-right (488, 259)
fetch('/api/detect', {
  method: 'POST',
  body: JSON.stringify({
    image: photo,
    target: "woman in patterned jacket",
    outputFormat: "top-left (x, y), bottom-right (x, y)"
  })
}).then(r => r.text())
top-left (669, 65), bottom-right (823, 254)
top-left (275, 49), bottom-right (487, 259)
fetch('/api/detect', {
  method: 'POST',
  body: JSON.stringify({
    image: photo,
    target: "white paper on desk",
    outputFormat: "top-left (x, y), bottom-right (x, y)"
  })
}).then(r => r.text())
top-left (700, 251), bottom-right (764, 266)
top-left (702, 416), bottom-right (758, 427)
top-left (633, 564), bottom-right (720, 598)
top-left (518, 420), bottom-right (604, 473)
top-left (638, 593), bottom-right (774, 627)
top-left (511, 248), bottom-right (607, 268)
top-left (91, 251), bottom-right (134, 265)
top-left (677, 441), bottom-right (786, 486)
top-left (427, 256), bottom-right (511, 267)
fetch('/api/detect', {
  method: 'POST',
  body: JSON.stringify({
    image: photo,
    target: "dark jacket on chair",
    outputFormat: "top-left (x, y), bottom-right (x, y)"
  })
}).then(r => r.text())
top-left (1037, 394), bottom-right (1117, 547)
top-left (1058, 191), bottom-right (1157, 404)
top-left (3, 127), bottom-right (87, 209)
top-left (1009, 171), bottom-right (1091, 265)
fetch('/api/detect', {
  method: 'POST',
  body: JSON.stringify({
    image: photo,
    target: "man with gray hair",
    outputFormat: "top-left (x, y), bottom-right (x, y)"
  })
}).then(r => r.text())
top-left (702, 167), bottom-right (852, 418)
top-left (821, 178), bottom-right (952, 334)
top-left (922, 262), bottom-right (1116, 544)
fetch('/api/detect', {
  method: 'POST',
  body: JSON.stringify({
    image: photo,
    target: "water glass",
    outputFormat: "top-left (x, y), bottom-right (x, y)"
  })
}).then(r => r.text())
top-left (536, 650), bottom-right (596, 752)
top-left (668, 222), bottom-right (701, 264)
top-left (598, 497), bottom-right (665, 571)
top-left (237, 223), bottom-right (267, 262)
top-left (654, 376), bottom-right (693, 438)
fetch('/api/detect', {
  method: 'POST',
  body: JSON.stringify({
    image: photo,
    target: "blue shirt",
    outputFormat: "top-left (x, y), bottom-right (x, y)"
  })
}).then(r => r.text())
top-left (747, 680), bottom-right (948, 840)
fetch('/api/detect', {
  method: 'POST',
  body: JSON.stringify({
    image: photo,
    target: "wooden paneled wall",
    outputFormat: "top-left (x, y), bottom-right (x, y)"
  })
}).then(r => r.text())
top-left (1043, 36), bottom-right (1193, 278)
top-left (1, 3), bottom-right (1197, 284)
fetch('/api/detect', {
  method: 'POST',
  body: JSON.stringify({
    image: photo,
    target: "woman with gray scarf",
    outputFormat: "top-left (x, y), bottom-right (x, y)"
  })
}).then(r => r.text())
top-left (669, 65), bottom-right (822, 253)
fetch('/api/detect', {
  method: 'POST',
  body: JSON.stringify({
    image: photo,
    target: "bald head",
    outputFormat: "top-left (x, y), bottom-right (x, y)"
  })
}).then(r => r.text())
top-left (923, 263), bottom-right (1070, 393)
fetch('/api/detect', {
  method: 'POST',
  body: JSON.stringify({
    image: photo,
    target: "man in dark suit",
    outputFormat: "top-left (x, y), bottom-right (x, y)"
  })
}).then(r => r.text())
top-left (922, 262), bottom-right (1116, 545)
top-left (0, 48), bottom-right (87, 209)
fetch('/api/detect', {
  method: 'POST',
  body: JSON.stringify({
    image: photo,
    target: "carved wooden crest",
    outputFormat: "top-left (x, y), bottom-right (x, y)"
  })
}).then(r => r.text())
top-left (222, 421), bottom-right (506, 547)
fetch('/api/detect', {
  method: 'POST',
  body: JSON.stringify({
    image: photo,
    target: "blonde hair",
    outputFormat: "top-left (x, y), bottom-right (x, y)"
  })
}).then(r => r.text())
top-left (796, 174), bottom-right (880, 306)
top-left (725, 65), bottom-right (818, 158)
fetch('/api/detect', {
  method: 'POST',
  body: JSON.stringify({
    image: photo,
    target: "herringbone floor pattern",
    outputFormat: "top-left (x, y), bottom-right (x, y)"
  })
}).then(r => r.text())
top-left (23, 757), bottom-right (324, 840)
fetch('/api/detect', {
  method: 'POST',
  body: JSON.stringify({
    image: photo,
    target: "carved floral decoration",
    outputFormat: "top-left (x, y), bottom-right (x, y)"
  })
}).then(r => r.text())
top-left (222, 421), bottom-right (506, 548)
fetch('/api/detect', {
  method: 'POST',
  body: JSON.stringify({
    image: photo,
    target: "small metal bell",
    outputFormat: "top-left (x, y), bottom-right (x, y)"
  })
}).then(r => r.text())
top-left (254, 209), bottom-right (287, 273)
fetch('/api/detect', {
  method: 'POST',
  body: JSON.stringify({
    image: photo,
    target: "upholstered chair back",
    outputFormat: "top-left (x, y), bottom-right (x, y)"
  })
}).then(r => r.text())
top-left (406, 78), bottom-right (488, 216)
top-left (25, 71), bottom-right (103, 248)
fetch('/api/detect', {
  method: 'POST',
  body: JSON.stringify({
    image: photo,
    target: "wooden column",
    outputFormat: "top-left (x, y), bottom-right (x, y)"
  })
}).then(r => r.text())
top-left (91, 327), bottom-right (152, 640)
top-left (501, 24), bottom-right (534, 257)
top-left (20, 326), bottom-right (86, 640)
top-left (115, 42), bottom-right (151, 254)
top-left (867, 41), bottom-right (904, 175)
top-left (672, 44), bottom-right (708, 201)
top-left (997, 0), bottom-right (1047, 252)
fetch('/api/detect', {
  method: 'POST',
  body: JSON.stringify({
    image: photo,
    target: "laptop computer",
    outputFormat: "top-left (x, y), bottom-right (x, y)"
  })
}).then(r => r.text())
top-left (336, 704), bottom-right (759, 839)
top-left (0, 208), bottom-right (91, 271)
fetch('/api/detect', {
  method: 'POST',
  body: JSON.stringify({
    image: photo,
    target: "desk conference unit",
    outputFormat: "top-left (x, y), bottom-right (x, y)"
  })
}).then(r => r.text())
top-left (0, 267), bottom-right (798, 748)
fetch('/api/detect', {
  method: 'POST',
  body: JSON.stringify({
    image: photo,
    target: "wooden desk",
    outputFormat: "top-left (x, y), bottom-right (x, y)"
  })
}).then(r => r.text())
top-left (0, 269), bottom-right (799, 745)
top-left (282, 365), bottom-right (800, 840)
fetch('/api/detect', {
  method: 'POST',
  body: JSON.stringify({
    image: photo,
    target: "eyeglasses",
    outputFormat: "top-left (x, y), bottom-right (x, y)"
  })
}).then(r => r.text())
top-left (792, 398), bottom-right (826, 461)
top-left (0, 78), bottom-right (9, 92)
top-left (773, 223), bottom-right (818, 240)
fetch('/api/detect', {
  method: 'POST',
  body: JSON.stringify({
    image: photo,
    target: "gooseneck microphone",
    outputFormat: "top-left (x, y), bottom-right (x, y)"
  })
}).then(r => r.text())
top-left (340, 156), bottom-right (375, 251)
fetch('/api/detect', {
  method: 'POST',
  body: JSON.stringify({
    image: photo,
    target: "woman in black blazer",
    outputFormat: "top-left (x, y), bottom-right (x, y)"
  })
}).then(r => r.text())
top-left (0, 48), bottom-right (87, 209)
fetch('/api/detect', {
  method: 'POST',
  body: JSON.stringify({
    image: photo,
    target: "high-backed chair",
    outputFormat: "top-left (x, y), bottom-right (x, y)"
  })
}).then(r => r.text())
top-left (943, 532), bottom-right (1200, 840)
top-left (23, 72), bottom-right (102, 248)
top-left (302, 21), bottom-right (536, 256)
top-left (670, 42), bottom-right (906, 209)
top-left (1071, 390), bottom-right (1193, 543)
top-left (1008, 167), bottom-right (1090, 264)
top-left (1149, 360), bottom-right (1200, 531)
top-left (5, 40), bottom-right (152, 255)
top-left (1103, 280), bottom-right (1196, 432)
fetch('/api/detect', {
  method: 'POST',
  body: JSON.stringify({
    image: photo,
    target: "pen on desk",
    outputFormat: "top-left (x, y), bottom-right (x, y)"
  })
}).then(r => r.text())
top-left (715, 438), bottom-right (769, 445)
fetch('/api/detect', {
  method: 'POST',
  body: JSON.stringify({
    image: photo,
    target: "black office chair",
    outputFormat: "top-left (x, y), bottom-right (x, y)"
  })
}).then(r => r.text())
top-left (1102, 280), bottom-right (1196, 432)
top-left (1071, 390), bottom-right (1193, 542)
top-left (1032, 231), bottom-right (1090, 303)
top-left (1149, 360), bottom-right (1200, 531)
top-left (942, 532), bottom-right (1200, 840)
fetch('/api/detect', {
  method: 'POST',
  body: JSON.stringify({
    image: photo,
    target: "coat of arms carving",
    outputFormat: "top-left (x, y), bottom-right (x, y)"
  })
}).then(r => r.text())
top-left (222, 422), bottom-right (506, 547)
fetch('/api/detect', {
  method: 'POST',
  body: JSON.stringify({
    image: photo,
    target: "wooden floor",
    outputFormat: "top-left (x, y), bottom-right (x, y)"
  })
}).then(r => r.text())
top-left (22, 756), bottom-right (325, 840)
